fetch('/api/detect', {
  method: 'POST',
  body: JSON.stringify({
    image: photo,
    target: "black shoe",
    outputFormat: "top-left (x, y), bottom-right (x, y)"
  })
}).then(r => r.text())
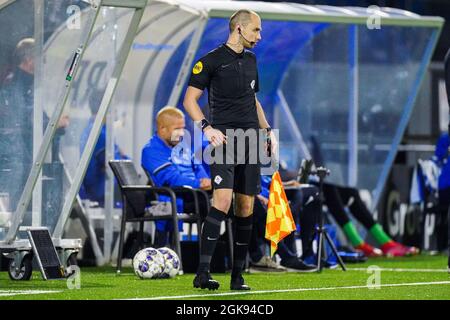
top-left (230, 275), bottom-right (251, 291)
top-left (337, 246), bottom-right (368, 263)
top-left (280, 257), bottom-right (317, 272)
top-left (193, 272), bottom-right (220, 290)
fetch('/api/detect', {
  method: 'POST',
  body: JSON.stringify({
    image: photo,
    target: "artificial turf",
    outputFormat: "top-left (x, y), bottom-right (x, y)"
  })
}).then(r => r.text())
top-left (0, 255), bottom-right (449, 300)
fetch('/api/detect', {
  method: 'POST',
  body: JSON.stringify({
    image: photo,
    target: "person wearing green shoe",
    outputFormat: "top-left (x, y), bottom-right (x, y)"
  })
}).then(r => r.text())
top-left (322, 183), bottom-right (419, 257)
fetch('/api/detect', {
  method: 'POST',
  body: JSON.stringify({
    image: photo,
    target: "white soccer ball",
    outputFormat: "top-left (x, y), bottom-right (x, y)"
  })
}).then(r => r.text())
top-left (133, 247), bottom-right (165, 279)
top-left (157, 247), bottom-right (180, 278)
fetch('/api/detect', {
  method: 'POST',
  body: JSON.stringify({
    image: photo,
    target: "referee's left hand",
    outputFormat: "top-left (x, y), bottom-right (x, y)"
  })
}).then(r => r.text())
top-left (266, 130), bottom-right (278, 158)
top-left (204, 126), bottom-right (227, 147)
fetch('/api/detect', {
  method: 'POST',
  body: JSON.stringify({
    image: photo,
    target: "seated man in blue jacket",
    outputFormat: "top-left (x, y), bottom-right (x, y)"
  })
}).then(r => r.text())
top-left (141, 106), bottom-right (211, 247)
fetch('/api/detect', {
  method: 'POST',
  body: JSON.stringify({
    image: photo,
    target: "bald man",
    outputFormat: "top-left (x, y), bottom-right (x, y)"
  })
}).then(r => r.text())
top-left (141, 106), bottom-right (211, 246)
top-left (184, 9), bottom-right (276, 290)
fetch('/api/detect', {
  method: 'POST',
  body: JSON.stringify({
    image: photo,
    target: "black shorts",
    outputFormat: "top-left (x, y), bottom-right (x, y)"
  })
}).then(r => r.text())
top-left (209, 126), bottom-right (262, 195)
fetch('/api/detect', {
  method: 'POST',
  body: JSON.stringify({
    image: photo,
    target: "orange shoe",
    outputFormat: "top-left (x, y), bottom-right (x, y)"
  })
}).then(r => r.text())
top-left (380, 241), bottom-right (419, 257)
top-left (354, 243), bottom-right (383, 257)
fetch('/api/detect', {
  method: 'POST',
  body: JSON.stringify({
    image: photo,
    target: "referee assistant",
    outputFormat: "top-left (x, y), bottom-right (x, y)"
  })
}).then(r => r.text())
top-left (183, 9), bottom-right (276, 290)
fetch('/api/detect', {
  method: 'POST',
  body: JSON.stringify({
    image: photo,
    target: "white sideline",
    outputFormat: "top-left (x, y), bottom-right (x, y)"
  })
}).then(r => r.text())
top-left (121, 267), bottom-right (449, 276)
top-left (346, 267), bottom-right (449, 273)
top-left (0, 290), bottom-right (63, 297)
top-left (125, 281), bottom-right (450, 300)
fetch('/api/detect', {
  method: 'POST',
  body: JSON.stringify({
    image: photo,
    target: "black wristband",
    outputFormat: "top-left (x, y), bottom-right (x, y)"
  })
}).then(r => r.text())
top-left (201, 118), bottom-right (211, 132)
top-left (265, 127), bottom-right (272, 157)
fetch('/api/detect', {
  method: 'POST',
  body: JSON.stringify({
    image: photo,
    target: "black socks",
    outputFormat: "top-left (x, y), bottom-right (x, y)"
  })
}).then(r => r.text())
top-left (197, 206), bottom-right (227, 274)
top-left (232, 215), bottom-right (253, 279)
top-left (197, 206), bottom-right (253, 281)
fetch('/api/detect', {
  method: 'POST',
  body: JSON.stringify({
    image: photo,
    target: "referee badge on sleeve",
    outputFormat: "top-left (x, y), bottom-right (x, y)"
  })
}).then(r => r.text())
top-left (193, 61), bottom-right (203, 74)
top-left (214, 175), bottom-right (223, 185)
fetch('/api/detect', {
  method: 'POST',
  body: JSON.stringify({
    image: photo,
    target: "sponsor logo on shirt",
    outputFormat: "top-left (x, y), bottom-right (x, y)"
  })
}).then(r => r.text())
top-left (193, 61), bottom-right (203, 74)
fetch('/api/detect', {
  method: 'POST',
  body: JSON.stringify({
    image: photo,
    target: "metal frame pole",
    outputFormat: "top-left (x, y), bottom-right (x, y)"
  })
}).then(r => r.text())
top-left (348, 24), bottom-right (358, 187)
top-left (32, 0), bottom-right (44, 227)
top-left (209, 9), bottom-right (444, 28)
top-left (0, 0), bottom-right (16, 10)
top-left (53, 3), bottom-right (147, 239)
top-left (102, 0), bottom-right (146, 8)
top-left (104, 7), bottom-right (120, 263)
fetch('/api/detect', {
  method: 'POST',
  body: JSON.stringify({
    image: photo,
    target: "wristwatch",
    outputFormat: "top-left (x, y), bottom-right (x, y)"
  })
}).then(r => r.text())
top-left (200, 118), bottom-right (211, 132)
top-left (265, 127), bottom-right (272, 157)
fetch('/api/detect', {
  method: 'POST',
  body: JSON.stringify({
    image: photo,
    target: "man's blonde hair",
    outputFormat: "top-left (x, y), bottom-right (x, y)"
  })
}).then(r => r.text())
top-left (229, 9), bottom-right (258, 33)
top-left (156, 106), bottom-right (184, 127)
top-left (14, 38), bottom-right (35, 65)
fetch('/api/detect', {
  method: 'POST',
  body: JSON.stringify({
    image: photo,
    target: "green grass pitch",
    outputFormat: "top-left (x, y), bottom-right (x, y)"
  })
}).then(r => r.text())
top-left (0, 255), bottom-right (449, 300)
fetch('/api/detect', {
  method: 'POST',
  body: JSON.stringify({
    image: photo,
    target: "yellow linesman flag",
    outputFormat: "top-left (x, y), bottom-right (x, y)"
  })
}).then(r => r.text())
top-left (265, 171), bottom-right (297, 257)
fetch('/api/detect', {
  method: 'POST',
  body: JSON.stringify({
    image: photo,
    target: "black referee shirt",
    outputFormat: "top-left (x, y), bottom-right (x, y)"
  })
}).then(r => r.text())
top-left (188, 43), bottom-right (260, 129)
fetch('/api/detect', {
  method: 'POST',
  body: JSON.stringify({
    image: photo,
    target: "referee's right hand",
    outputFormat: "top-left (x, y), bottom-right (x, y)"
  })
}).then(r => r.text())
top-left (204, 126), bottom-right (227, 147)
